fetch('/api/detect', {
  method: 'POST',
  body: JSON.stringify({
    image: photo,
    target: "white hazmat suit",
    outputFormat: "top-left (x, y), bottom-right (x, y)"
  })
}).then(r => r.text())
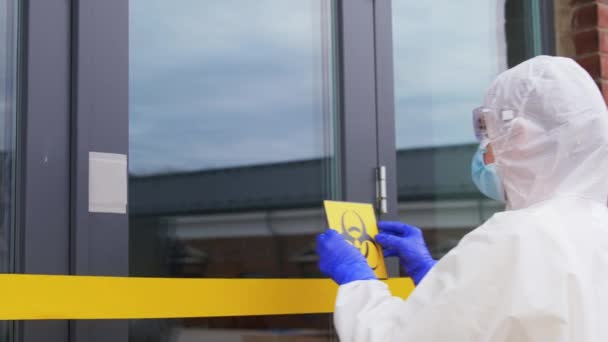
top-left (334, 56), bottom-right (608, 341)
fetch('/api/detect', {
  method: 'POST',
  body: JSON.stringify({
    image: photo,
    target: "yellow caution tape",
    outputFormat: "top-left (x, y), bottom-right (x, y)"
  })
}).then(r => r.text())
top-left (0, 274), bottom-right (414, 320)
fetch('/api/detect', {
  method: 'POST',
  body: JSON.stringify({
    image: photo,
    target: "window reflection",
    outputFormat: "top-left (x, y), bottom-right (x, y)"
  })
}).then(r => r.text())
top-left (392, 0), bottom-right (545, 259)
top-left (393, 0), bottom-right (507, 149)
top-left (0, 0), bottom-right (17, 340)
top-left (129, 0), bottom-right (338, 340)
top-left (129, 0), bottom-right (337, 174)
top-left (0, 0), bottom-right (16, 270)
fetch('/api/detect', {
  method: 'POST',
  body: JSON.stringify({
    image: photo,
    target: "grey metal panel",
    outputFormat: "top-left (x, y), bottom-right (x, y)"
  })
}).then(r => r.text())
top-left (71, 0), bottom-right (128, 340)
top-left (338, 0), bottom-right (378, 203)
top-left (71, 0), bottom-right (129, 276)
top-left (20, 0), bottom-right (71, 281)
top-left (373, 0), bottom-right (398, 221)
top-left (372, 0), bottom-right (400, 277)
top-left (19, 0), bottom-right (71, 341)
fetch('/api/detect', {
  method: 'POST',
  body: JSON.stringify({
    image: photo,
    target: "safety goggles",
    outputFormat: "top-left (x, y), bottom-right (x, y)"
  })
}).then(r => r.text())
top-left (472, 107), bottom-right (516, 141)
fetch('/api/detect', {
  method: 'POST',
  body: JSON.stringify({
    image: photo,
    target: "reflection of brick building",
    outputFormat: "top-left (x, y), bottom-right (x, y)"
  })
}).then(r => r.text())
top-left (129, 146), bottom-right (489, 340)
top-left (129, 145), bottom-right (490, 279)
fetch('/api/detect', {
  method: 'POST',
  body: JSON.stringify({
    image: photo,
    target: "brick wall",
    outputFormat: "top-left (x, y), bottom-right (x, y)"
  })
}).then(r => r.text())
top-left (564, 0), bottom-right (608, 101)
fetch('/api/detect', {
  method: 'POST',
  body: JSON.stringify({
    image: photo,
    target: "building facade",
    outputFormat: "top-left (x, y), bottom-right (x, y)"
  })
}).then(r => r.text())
top-left (0, 0), bottom-right (606, 341)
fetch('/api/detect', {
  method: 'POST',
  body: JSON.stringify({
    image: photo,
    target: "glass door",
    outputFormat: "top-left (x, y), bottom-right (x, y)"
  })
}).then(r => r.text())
top-left (128, 1), bottom-right (340, 340)
top-left (65, 0), bottom-right (390, 341)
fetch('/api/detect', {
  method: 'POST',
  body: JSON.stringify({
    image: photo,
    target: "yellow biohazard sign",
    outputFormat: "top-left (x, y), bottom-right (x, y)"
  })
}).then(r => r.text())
top-left (323, 200), bottom-right (388, 279)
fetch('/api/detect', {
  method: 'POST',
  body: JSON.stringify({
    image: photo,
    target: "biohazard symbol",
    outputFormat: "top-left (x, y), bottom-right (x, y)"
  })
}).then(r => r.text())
top-left (340, 210), bottom-right (382, 270)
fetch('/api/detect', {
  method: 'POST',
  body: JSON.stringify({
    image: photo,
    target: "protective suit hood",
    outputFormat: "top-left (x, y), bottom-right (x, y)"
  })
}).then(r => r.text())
top-left (332, 57), bottom-right (608, 342)
top-left (483, 56), bottom-right (608, 209)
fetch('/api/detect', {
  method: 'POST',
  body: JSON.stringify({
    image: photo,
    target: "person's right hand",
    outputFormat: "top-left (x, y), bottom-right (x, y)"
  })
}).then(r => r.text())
top-left (376, 221), bottom-right (436, 285)
top-left (317, 229), bottom-right (377, 285)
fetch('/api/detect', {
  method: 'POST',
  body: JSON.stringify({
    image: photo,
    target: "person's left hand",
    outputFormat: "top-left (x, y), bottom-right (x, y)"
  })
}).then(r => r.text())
top-left (317, 229), bottom-right (377, 285)
top-left (376, 221), bottom-right (436, 285)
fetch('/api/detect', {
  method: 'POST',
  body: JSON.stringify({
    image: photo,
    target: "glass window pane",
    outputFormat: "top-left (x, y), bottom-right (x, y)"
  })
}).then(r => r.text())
top-left (0, 0), bottom-right (18, 340)
top-left (129, 0), bottom-right (338, 340)
top-left (392, 0), bottom-right (546, 259)
top-left (0, 0), bottom-right (16, 271)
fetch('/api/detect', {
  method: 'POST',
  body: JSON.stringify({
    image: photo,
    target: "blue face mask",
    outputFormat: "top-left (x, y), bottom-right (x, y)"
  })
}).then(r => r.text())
top-left (471, 146), bottom-right (506, 202)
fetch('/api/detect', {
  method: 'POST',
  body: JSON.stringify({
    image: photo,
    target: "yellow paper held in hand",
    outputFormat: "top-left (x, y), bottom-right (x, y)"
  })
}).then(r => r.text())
top-left (323, 200), bottom-right (388, 279)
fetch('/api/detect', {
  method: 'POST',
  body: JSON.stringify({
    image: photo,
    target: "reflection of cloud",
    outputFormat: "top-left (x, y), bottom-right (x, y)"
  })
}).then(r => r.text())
top-left (131, 0), bottom-right (510, 173)
top-left (130, 0), bottom-right (333, 174)
top-left (0, 0), bottom-right (15, 153)
top-left (393, 0), bottom-right (507, 148)
top-left (395, 96), bottom-right (478, 147)
top-left (0, 1), bottom-right (9, 91)
top-left (130, 0), bottom-right (320, 72)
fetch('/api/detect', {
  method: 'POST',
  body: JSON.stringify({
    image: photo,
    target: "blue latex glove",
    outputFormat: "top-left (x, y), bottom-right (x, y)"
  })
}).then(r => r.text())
top-left (317, 229), bottom-right (377, 285)
top-left (376, 221), bottom-right (436, 285)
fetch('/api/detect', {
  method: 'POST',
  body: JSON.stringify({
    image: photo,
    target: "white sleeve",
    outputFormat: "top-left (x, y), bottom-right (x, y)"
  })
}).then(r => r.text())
top-left (332, 217), bottom-right (550, 342)
top-left (334, 280), bottom-right (412, 342)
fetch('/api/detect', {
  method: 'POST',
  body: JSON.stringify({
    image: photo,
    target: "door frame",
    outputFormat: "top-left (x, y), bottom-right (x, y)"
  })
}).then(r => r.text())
top-left (17, 0), bottom-right (71, 341)
top-left (69, 0), bottom-right (129, 341)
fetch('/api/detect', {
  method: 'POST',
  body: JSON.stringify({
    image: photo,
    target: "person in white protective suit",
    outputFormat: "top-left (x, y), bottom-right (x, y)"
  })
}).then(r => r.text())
top-left (316, 55), bottom-right (608, 341)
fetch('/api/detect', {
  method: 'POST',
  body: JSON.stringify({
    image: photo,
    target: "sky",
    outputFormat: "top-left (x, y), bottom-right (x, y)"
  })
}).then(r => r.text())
top-left (392, 0), bottom-right (507, 148)
top-left (129, 0), bottom-right (335, 174)
top-left (129, 0), bottom-right (507, 175)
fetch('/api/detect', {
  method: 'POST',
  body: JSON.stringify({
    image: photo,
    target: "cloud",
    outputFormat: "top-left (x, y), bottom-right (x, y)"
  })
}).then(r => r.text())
top-left (393, 0), bottom-right (507, 149)
top-left (129, 0), bottom-right (334, 174)
top-left (129, 0), bottom-right (509, 173)
top-left (0, 2), bottom-right (17, 153)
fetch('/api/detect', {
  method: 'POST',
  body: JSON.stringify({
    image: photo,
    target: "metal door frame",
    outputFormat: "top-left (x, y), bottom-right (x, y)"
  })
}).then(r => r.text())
top-left (18, 0), bottom-right (71, 341)
top-left (69, 0), bottom-right (129, 341)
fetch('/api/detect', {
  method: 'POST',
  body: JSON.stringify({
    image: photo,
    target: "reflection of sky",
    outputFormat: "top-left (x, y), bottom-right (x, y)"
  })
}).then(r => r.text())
top-left (393, 0), bottom-right (507, 148)
top-left (0, 0), bottom-right (12, 151)
top-left (129, 0), bottom-right (334, 174)
top-left (131, 1), bottom-right (508, 174)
